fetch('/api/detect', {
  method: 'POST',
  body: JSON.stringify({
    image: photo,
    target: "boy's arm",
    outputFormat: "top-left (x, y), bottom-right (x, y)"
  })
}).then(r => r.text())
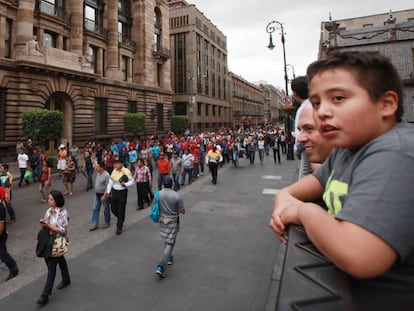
top-left (270, 174), bottom-right (324, 243)
top-left (289, 205), bottom-right (397, 278)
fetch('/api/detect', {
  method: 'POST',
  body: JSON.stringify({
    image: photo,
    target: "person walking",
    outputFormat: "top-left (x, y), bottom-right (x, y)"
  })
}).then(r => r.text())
top-left (257, 136), bottom-right (265, 165)
top-left (155, 176), bottom-right (185, 278)
top-left (89, 162), bottom-right (111, 231)
top-left (37, 190), bottom-right (70, 306)
top-left (102, 159), bottom-right (132, 235)
top-left (132, 159), bottom-right (152, 211)
top-left (39, 159), bottom-right (52, 202)
top-left (16, 148), bottom-right (30, 187)
top-left (0, 186), bottom-right (18, 282)
top-left (157, 152), bottom-right (170, 190)
top-left (170, 151), bottom-right (183, 191)
top-left (181, 148), bottom-right (194, 186)
top-left (271, 135), bottom-right (281, 164)
top-left (82, 150), bottom-right (94, 191)
top-left (205, 145), bottom-right (222, 185)
top-left (0, 164), bottom-right (16, 223)
top-left (63, 154), bottom-right (76, 196)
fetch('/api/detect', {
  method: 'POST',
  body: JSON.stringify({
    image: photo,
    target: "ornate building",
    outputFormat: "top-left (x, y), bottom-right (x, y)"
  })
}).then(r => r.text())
top-left (229, 72), bottom-right (265, 129)
top-left (259, 83), bottom-right (283, 127)
top-left (0, 0), bottom-right (172, 159)
top-left (319, 9), bottom-right (414, 121)
top-left (169, 0), bottom-right (230, 133)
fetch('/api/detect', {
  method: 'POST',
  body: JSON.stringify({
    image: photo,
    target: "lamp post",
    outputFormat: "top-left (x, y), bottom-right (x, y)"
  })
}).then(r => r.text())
top-left (266, 20), bottom-right (294, 160)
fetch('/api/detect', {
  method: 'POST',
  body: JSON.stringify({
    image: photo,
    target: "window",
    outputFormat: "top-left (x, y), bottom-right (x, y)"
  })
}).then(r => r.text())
top-left (212, 105), bottom-right (216, 116)
top-left (128, 101), bottom-right (137, 113)
top-left (363, 23), bottom-right (373, 28)
top-left (84, 1), bottom-right (104, 34)
top-left (43, 31), bottom-right (57, 48)
top-left (154, 8), bottom-right (162, 51)
top-left (174, 34), bottom-right (186, 93)
top-left (94, 98), bottom-right (107, 135)
top-left (197, 102), bottom-right (202, 116)
top-left (36, 0), bottom-right (65, 18)
top-left (85, 5), bottom-right (96, 31)
top-left (118, 0), bottom-right (131, 44)
top-left (89, 46), bottom-right (97, 73)
top-left (5, 19), bottom-right (12, 58)
top-left (205, 104), bottom-right (209, 116)
top-left (121, 56), bottom-right (128, 81)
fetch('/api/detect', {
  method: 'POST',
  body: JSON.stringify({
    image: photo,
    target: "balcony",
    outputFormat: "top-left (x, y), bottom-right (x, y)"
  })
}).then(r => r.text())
top-left (152, 43), bottom-right (171, 62)
top-left (16, 46), bottom-right (95, 76)
top-left (84, 19), bottom-right (108, 37)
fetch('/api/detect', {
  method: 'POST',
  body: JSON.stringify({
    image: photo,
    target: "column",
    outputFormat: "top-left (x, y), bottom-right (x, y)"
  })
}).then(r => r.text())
top-left (70, 0), bottom-right (83, 55)
top-left (14, 0), bottom-right (34, 55)
top-left (105, 0), bottom-right (122, 80)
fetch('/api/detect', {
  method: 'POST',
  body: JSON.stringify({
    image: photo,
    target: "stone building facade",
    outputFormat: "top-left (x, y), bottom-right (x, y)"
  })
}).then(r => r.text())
top-left (229, 72), bottom-right (265, 129)
top-left (0, 0), bottom-right (172, 159)
top-left (169, 0), bottom-right (230, 132)
top-left (319, 9), bottom-right (414, 121)
top-left (259, 83), bottom-right (283, 127)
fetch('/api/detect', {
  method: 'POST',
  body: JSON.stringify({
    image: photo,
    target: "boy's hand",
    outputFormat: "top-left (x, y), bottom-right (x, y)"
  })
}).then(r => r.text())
top-left (270, 193), bottom-right (304, 244)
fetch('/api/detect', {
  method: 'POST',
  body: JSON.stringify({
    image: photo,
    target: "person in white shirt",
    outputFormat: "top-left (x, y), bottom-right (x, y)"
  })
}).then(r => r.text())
top-left (16, 148), bottom-right (30, 187)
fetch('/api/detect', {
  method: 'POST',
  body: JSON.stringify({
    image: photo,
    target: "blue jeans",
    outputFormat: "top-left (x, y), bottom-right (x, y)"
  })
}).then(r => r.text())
top-left (172, 172), bottom-right (180, 191)
top-left (181, 168), bottom-right (192, 185)
top-left (86, 168), bottom-right (94, 190)
top-left (158, 174), bottom-right (168, 190)
top-left (91, 193), bottom-right (110, 227)
top-left (233, 150), bottom-right (239, 167)
top-left (42, 256), bottom-right (70, 297)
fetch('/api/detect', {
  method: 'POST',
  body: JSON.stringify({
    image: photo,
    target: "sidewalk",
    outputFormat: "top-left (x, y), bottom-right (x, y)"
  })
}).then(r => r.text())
top-left (0, 155), bottom-right (298, 310)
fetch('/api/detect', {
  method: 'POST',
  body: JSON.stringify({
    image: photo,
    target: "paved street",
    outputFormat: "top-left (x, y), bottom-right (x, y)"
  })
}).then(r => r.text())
top-left (0, 154), bottom-right (298, 310)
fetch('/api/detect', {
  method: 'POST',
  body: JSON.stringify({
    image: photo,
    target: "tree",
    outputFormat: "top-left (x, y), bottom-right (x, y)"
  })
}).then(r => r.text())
top-left (22, 109), bottom-right (63, 143)
top-left (170, 116), bottom-right (189, 136)
top-left (123, 113), bottom-right (146, 136)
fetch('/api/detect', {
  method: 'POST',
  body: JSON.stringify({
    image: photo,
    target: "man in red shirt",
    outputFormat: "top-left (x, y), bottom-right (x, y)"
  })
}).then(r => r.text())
top-left (157, 152), bottom-right (170, 190)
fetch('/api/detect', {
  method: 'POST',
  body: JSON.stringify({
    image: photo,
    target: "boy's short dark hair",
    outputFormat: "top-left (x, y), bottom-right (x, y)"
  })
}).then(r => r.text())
top-left (307, 51), bottom-right (403, 121)
top-left (1, 164), bottom-right (9, 171)
top-left (290, 76), bottom-right (309, 100)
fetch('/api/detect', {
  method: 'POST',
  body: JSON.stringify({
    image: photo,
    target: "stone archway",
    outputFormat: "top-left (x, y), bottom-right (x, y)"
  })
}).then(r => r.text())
top-left (44, 92), bottom-right (73, 156)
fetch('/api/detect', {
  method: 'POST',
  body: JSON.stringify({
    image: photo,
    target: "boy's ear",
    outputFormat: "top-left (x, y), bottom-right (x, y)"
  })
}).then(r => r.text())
top-left (380, 91), bottom-right (399, 118)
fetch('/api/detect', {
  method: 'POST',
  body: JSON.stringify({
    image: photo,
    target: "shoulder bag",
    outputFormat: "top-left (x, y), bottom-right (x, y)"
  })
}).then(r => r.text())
top-left (50, 235), bottom-right (69, 257)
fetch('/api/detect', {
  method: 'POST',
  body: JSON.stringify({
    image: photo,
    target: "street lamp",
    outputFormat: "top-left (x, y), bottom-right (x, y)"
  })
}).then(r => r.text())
top-left (286, 64), bottom-right (296, 80)
top-left (266, 20), bottom-right (294, 160)
top-left (266, 21), bottom-right (289, 96)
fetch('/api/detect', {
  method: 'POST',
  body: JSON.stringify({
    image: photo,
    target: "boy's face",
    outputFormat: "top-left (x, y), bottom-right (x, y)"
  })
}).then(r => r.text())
top-left (309, 68), bottom-right (388, 150)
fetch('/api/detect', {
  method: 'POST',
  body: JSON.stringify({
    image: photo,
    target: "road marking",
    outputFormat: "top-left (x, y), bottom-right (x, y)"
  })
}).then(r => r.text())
top-left (262, 175), bottom-right (282, 180)
top-left (263, 188), bottom-right (280, 195)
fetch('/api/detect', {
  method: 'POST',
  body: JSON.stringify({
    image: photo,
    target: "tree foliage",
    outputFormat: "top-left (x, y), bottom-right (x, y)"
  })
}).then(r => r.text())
top-left (123, 112), bottom-right (146, 136)
top-left (22, 109), bottom-right (63, 142)
top-left (170, 116), bottom-right (189, 136)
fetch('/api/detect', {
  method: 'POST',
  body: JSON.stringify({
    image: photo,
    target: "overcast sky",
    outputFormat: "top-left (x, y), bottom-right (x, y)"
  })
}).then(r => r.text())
top-left (189, 0), bottom-right (413, 91)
